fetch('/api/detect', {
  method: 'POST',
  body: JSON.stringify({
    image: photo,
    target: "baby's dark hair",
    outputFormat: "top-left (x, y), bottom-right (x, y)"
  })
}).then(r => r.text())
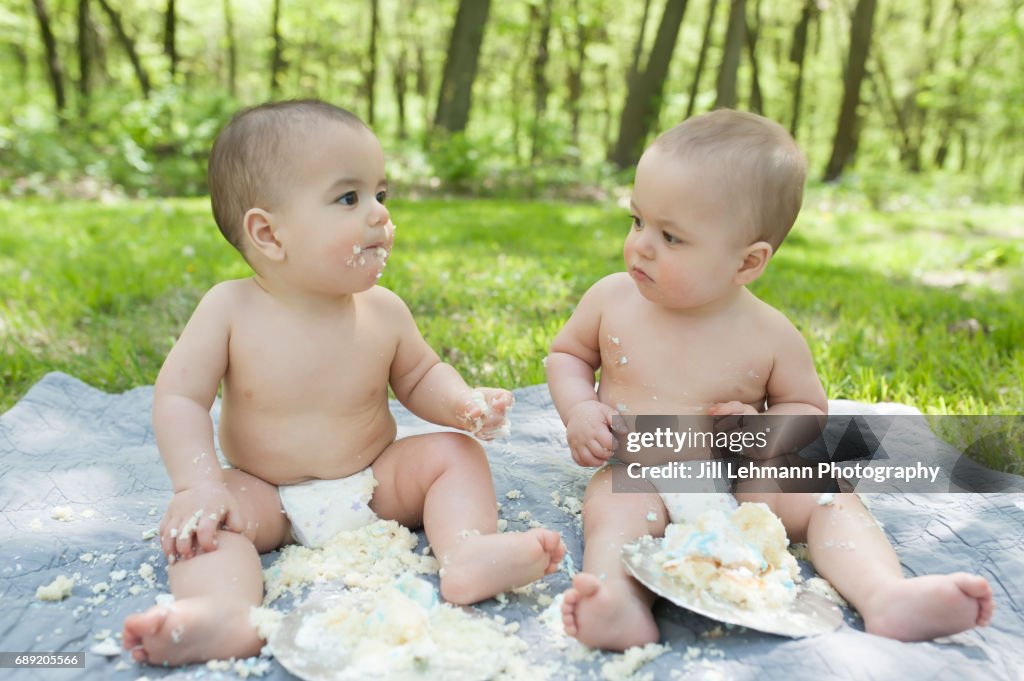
top-left (208, 99), bottom-right (367, 254)
top-left (653, 109), bottom-right (806, 250)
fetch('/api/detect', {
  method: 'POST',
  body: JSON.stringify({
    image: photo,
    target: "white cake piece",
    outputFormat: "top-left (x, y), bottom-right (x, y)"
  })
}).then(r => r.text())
top-left (656, 503), bottom-right (799, 610)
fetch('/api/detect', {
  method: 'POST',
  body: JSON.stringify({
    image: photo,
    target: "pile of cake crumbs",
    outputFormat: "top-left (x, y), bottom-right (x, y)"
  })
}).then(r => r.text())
top-left (253, 521), bottom-right (562, 680)
top-left (284, 576), bottom-right (529, 679)
top-left (652, 503), bottom-right (800, 610)
top-left (260, 519), bottom-right (438, 602)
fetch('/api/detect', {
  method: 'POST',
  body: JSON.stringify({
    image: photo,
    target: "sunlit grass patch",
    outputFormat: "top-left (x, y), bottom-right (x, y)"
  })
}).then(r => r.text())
top-left (2, 194), bottom-right (1021, 429)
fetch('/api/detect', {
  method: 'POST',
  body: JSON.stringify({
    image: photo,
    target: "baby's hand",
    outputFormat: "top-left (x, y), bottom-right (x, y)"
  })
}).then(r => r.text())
top-left (458, 388), bottom-right (514, 440)
top-left (160, 483), bottom-right (244, 563)
top-left (707, 401), bottom-right (759, 416)
top-left (565, 401), bottom-right (621, 467)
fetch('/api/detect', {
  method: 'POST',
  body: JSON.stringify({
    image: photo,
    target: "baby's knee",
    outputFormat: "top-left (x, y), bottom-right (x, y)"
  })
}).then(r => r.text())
top-left (427, 432), bottom-right (488, 468)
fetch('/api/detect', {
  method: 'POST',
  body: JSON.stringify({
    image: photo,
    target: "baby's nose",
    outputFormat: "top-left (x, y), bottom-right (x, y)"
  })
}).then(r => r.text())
top-left (370, 202), bottom-right (389, 226)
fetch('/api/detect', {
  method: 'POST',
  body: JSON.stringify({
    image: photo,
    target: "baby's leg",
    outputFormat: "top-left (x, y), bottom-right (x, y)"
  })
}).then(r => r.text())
top-left (561, 466), bottom-right (667, 651)
top-left (738, 492), bottom-right (994, 641)
top-left (123, 469), bottom-right (291, 665)
top-left (371, 432), bottom-right (564, 604)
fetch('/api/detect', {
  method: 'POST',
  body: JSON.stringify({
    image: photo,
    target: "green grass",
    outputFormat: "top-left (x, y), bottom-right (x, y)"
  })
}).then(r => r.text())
top-left (1, 194), bottom-right (1022, 425)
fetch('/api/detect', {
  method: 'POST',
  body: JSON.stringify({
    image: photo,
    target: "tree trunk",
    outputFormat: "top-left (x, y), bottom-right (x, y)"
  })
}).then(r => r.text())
top-left (564, 0), bottom-right (590, 148)
top-left (745, 0), bottom-right (762, 114)
top-left (31, 0), bottom-right (67, 117)
top-left (269, 0), bottom-right (284, 96)
top-left (416, 44), bottom-right (430, 130)
top-left (434, 0), bottom-right (492, 134)
top-left (393, 47), bottom-right (408, 139)
top-left (685, 0), bottom-right (719, 119)
top-left (366, 0), bottom-right (379, 125)
top-left (871, 51), bottom-right (915, 170)
top-left (223, 0), bottom-right (237, 96)
top-left (164, 0), bottom-right (177, 78)
top-left (511, 8), bottom-right (535, 163)
top-left (609, 0), bottom-right (690, 169)
top-left (628, 0), bottom-right (653, 83)
top-left (77, 0), bottom-right (91, 105)
top-left (823, 0), bottom-right (876, 182)
top-left (715, 0), bottom-right (745, 109)
top-left (788, 0), bottom-right (815, 137)
top-left (530, 0), bottom-right (552, 162)
top-left (934, 0), bottom-right (964, 168)
top-left (95, 0), bottom-right (152, 98)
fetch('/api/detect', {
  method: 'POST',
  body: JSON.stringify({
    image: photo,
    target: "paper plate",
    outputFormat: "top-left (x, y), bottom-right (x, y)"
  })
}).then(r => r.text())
top-left (622, 537), bottom-right (844, 638)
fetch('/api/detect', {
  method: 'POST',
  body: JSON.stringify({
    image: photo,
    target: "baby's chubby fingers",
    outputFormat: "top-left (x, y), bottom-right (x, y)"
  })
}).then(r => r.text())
top-left (462, 388), bottom-right (514, 439)
top-left (194, 506), bottom-right (227, 553)
top-left (172, 508), bottom-right (205, 559)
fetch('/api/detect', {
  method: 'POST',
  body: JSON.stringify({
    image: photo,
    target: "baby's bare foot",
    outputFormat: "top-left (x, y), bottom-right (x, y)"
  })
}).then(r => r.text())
top-left (862, 573), bottom-right (994, 641)
top-left (122, 596), bottom-right (261, 666)
top-left (562, 573), bottom-right (659, 651)
top-left (439, 528), bottom-right (564, 604)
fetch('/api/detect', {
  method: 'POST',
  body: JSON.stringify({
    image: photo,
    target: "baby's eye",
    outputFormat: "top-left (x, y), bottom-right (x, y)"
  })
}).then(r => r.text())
top-left (375, 190), bottom-right (387, 204)
top-left (630, 215), bottom-right (643, 230)
top-left (662, 231), bottom-right (681, 244)
top-left (336, 191), bottom-right (358, 206)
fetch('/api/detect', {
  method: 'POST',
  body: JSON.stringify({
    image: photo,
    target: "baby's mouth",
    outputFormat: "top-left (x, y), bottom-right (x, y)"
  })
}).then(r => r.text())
top-left (630, 265), bottom-right (653, 283)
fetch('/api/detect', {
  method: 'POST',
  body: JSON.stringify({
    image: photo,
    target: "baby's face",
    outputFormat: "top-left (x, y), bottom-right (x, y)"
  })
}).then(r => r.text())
top-left (269, 120), bottom-right (395, 296)
top-left (625, 147), bottom-right (750, 311)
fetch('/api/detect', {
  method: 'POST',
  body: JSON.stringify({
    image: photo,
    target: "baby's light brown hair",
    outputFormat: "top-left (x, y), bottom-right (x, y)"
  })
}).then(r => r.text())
top-left (652, 109), bottom-right (806, 251)
top-left (208, 99), bottom-right (367, 255)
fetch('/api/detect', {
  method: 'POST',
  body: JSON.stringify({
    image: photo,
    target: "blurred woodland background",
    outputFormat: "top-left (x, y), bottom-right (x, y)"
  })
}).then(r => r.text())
top-left (5, 0), bottom-right (1023, 201)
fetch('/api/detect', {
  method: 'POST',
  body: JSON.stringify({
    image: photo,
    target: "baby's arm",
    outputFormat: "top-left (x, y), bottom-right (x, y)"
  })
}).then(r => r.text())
top-left (547, 276), bottom-right (621, 467)
top-left (153, 284), bottom-right (245, 561)
top-left (383, 290), bottom-right (512, 438)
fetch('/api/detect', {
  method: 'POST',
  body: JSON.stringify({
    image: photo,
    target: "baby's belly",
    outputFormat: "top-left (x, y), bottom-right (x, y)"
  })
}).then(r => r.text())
top-left (218, 405), bottom-right (397, 486)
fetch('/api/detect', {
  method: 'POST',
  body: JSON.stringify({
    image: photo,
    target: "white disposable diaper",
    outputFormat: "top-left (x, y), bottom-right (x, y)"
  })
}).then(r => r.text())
top-left (278, 468), bottom-right (379, 548)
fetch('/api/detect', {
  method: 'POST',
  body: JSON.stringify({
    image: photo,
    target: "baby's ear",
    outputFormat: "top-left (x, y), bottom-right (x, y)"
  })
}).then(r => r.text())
top-left (734, 241), bottom-right (773, 285)
top-left (242, 208), bottom-right (285, 262)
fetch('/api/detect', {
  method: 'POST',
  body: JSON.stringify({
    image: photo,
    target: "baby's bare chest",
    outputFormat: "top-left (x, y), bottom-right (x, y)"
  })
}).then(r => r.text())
top-left (597, 313), bottom-right (773, 412)
top-left (225, 314), bottom-right (395, 410)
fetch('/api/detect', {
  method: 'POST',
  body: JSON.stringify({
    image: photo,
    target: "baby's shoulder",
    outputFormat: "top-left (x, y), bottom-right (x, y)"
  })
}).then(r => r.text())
top-left (744, 293), bottom-right (806, 343)
top-left (192, 278), bottom-right (253, 315)
top-left (359, 284), bottom-right (408, 310)
top-left (583, 272), bottom-right (634, 303)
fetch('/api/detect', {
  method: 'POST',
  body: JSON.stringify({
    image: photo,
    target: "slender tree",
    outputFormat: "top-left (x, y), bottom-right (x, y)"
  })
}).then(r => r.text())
top-left (164, 0), bottom-right (177, 78)
top-left (77, 0), bottom-right (91, 104)
top-left (628, 0), bottom-right (653, 83)
top-left (934, 0), bottom-right (964, 168)
top-left (223, 0), bottom-right (237, 96)
top-left (31, 0), bottom-right (67, 117)
top-left (685, 0), bottom-right (719, 119)
top-left (564, 0), bottom-right (592, 147)
top-left (434, 0), bottom-right (492, 134)
top-left (823, 0), bottom-right (877, 181)
top-left (745, 0), bottom-right (763, 114)
top-left (269, 0), bottom-right (284, 96)
top-left (95, 0), bottom-right (152, 98)
top-left (366, 0), bottom-right (379, 125)
top-left (530, 0), bottom-right (553, 162)
top-left (392, 46), bottom-right (409, 139)
top-left (788, 0), bottom-right (816, 137)
top-left (715, 0), bottom-right (746, 109)
top-left (609, 0), bottom-right (690, 169)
